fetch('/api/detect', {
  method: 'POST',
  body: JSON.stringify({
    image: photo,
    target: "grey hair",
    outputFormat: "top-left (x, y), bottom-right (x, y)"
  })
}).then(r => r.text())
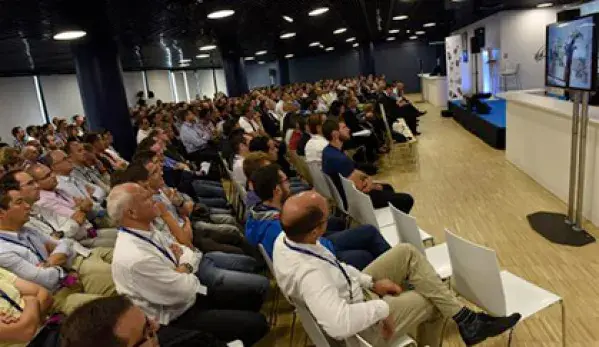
top-left (106, 183), bottom-right (138, 225)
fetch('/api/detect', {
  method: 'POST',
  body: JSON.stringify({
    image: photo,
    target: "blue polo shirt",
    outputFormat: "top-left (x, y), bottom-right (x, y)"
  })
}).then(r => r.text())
top-left (322, 144), bottom-right (355, 207)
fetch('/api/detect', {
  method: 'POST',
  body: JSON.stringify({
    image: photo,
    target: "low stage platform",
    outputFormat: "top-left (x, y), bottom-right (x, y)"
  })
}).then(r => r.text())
top-left (448, 99), bottom-right (506, 150)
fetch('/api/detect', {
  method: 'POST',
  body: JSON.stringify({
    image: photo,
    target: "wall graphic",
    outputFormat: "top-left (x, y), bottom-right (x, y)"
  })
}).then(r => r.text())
top-left (445, 35), bottom-right (463, 100)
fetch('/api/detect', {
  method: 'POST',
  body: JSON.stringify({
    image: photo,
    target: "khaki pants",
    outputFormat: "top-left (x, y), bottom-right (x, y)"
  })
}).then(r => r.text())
top-left (53, 247), bottom-right (116, 314)
top-left (80, 228), bottom-right (118, 248)
top-left (360, 244), bottom-right (462, 347)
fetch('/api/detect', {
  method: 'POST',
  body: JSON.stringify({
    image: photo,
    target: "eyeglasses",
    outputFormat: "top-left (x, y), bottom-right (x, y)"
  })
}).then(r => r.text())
top-left (131, 316), bottom-right (157, 347)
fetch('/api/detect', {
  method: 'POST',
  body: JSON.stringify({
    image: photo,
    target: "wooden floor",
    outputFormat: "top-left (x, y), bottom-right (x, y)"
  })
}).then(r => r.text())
top-left (256, 98), bottom-right (599, 347)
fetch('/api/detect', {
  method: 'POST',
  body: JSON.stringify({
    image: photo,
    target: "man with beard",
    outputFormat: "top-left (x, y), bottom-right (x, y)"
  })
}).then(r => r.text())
top-left (245, 164), bottom-right (390, 270)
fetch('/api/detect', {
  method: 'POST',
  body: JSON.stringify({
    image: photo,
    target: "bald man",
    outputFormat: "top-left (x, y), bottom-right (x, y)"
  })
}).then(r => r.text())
top-left (273, 192), bottom-right (521, 347)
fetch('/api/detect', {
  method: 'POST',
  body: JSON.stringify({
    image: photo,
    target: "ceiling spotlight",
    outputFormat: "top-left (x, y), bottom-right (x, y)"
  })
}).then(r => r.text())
top-left (244, 57), bottom-right (255, 61)
top-left (415, 31), bottom-right (425, 35)
top-left (386, 37), bottom-right (396, 41)
top-left (406, 30), bottom-right (411, 33)
top-left (393, 15), bottom-right (408, 21)
top-left (409, 35), bottom-right (418, 40)
top-left (536, 2), bottom-right (553, 7)
top-left (255, 50), bottom-right (268, 56)
top-left (309, 7), bottom-right (329, 16)
top-left (352, 43), bottom-right (359, 48)
top-left (196, 54), bottom-right (210, 59)
top-left (199, 45), bottom-right (217, 51)
top-left (53, 30), bottom-right (87, 41)
top-left (207, 9), bottom-right (235, 19)
top-left (325, 47), bottom-right (334, 51)
top-left (280, 32), bottom-right (297, 39)
top-left (309, 41), bottom-right (321, 47)
top-left (423, 22), bottom-right (436, 27)
top-left (179, 59), bottom-right (192, 63)
top-left (389, 29), bottom-right (400, 34)
top-left (333, 27), bottom-right (347, 34)
top-left (346, 37), bottom-right (356, 42)
top-left (258, 61), bottom-right (265, 65)
top-left (283, 15), bottom-right (294, 22)
top-left (285, 54), bottom-right (294, 59)
top-left (319, 44), bottom-right (325, 48)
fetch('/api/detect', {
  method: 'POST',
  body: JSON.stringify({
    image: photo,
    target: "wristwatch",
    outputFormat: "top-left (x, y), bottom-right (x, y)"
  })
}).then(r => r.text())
top-left (181, 263), bottom-right (193, 273)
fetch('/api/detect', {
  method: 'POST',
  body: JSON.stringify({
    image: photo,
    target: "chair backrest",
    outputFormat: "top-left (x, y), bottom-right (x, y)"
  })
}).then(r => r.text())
top-left (288, 150), bottom-right (314, 186)
top-left (307, 162), bottom-right (332, 199)
top-left (445, 229), bottom-right (507, 316)
top-left (340, 175), bottom-right (379, 228)
top-left (323, 173), bottom-right (347, 214)
top-left (258, 244), bottom-right (275, 276)
top-left (389, 204), bottom-right (426, 254)
top-left (378, 103), bottom-right (394, 146)
top-left (293, 301), bottom-right (331, 347)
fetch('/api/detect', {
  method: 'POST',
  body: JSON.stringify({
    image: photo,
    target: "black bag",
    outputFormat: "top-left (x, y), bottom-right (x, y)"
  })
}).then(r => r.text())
top-left (27, 322), bottom-right (61, 347)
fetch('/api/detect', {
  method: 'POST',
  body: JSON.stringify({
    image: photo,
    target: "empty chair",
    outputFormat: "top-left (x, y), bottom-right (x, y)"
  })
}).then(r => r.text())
top-left (307, 162), bottom-right (332, 200)
top-left (445, 229), bottom-right (564, 346)
top-left (389, 204), bottom-right (451, 280)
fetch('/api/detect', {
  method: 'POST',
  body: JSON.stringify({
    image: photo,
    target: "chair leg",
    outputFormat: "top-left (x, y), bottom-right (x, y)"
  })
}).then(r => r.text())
top-left (289, 311), bottom-right (297, 347)
top-left (561, 299), bottom-right (566, 347)
top-left (508, 327), bottom-right (515, 346)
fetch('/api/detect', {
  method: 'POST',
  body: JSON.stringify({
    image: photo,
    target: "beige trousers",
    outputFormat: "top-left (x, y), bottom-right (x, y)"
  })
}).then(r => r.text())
top-left (80, 228), bottom-right (118, 248)
top-left (52, 247), bottom-right (116, 314)
top-left (360, 244), bottom-right (462, 347)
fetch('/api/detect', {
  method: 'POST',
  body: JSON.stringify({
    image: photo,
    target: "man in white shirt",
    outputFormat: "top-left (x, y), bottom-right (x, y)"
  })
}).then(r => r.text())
top-left (107, 183), bottom-right (268, 346)
top-left (273, 191), bottom-right (521, 347)
top-left (229, 132), bottom-right (251, 187)
top-left (304, 113), bottom-right (329, 164)
top-left (137, 117), bottom-right (151, 144)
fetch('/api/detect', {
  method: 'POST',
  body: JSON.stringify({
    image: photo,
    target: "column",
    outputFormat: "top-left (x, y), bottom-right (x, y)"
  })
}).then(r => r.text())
top-left (71, 34), bottom-right (136, 160)
top-left (359, 42), bottom-right (376, 76)
top-left (278, 58), bottom-right (290, 86)
top-left (222, 55), bottom-right (249, 97)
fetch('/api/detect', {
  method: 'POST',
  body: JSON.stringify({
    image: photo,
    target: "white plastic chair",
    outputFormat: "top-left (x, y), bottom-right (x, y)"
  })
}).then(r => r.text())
top-left (307, 162), bottom-right (332, 200)
top-left (294, 300), bottom-right (416, 347)
top-left (389, 204), bottom-right (451, 280)
top-left (226, 341), bottom-right (243, 347)
top-left (445, 229), bottom-right (565, 346)
top-left (323, 173), bottom-right (349, 216)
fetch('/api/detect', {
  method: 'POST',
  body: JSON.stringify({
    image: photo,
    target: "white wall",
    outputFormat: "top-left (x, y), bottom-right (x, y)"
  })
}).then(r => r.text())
top-left (499, 9), bottom-right (558, 90)
top-left (146, 70), bottom-right (173, 103)
top-left (173, 72), bottom-right (187, 102)
top-left (0, 76), bottom-right (45, 142)
top-left (122, 71), bottom-right (144, 107)
top-left (40, 74), bottom-right (84, 120)
top-left (215, 69), bottom-right (228, 96)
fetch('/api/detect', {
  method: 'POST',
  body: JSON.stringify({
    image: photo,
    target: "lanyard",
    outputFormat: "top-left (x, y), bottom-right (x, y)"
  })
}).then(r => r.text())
top-left (0, 234), bottom-right (46, 262)
top-left (0, 289), bottom-right (22, 312)
top-left (284, 239), bottom-right (353, 301)
top-left (55, 190), bottom-right (72, 204)
top-left (31, 214), bottom-right (58, 233)
top-left (119, 228), bottom-right (177, 265)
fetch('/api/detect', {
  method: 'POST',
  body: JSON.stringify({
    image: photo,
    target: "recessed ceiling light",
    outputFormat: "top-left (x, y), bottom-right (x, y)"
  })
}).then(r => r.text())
top-left (309, 41), bottom-right (321, 47)
top-left (386, 37), bottom-right (396, 41)
top-left (196, 54), bottom-right (210, 59)
top-left (283, 15), bottom-right (294, 22)
top-left (389, 29), bottom-right (400, 34)
top-left (179, 59), bottom-right (192, 63)
top-left (409, 35), bottom-right (418, 40)
top-left (536, 2), bottom-right (553, 7)
top-left (333, 28), bottom-right (347, 34)
top-left (244, 56), bottom-right (255, 61)
top-left (393, 15), bottom-right (408, 21)
top-left (309, 7), bottom-right (329, 16)
top-left (346, 37), bottom-right (356, 42)
top-left (423, 22), bottom-right (436, 27)
top-left (280, 32), bottom-right (297, 39)
top-left (258, 61), bottom-right (265, 65)
top-left (352, 43), bottom-right (359, 48)
top-left (207, 9), bottom-right (235, 19)
top-left (319, 44), bottom-right (325, 48)
top-left (255, 50), bottom-right (268, 56)
top-left (53, 30), bottom-right (87, 41)
top-left (199, 45), bottom-right (217, 51)
top-left (285, 54), bottom-right (294, 59)
top-left (415, 31), bottom-right (425, 35)
top-left (406, 30), bottom-right (411, 33)
top-left (325, 47), bottom-right (334, 51)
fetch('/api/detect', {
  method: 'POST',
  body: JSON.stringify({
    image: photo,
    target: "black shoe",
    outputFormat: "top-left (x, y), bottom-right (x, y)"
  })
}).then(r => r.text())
top-left (417, 111), bottom-right (427, 117)
top-left (458, 312), bottom-right (521, 346)
top-left (414, 131), bottom-right (422, 136)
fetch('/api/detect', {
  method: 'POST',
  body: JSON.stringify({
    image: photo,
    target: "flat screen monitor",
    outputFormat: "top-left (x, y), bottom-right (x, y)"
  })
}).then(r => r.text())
top-left (546, 14), bottom-right (598, 91)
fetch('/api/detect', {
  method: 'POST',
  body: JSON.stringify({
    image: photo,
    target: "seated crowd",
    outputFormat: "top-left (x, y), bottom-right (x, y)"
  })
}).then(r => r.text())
top-left (0, 75), bottom-right (518, 347)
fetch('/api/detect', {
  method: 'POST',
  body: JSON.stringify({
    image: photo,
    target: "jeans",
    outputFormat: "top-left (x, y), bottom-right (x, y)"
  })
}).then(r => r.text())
top-left (192, 180), bottom-right (226, 199)
top-left (196, 252), bottom-right (269, 311)
top-left (290, 177), bottom-right (311, 194)
top-left (325, 224), bottom-right (391, 270)
top-left (368, 183), bottom-right (415, 213)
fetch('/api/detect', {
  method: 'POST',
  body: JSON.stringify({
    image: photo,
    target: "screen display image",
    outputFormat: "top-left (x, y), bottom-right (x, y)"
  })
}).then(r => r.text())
top-left (546, 15), bottom-right (596, 90)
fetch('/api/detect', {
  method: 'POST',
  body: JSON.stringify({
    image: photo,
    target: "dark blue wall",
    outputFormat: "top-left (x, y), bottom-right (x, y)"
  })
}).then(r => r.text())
top-left (289, 50), bottom-right (360, 83)
top-left (246, 61), bottom-right (278, 89)
top-left (374, 41), bottom-right (444, 93)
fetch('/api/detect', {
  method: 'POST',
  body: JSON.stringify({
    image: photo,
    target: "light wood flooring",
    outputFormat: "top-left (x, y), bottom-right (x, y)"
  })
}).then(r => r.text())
top-left (256, 98), bottom-right (599, 347)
